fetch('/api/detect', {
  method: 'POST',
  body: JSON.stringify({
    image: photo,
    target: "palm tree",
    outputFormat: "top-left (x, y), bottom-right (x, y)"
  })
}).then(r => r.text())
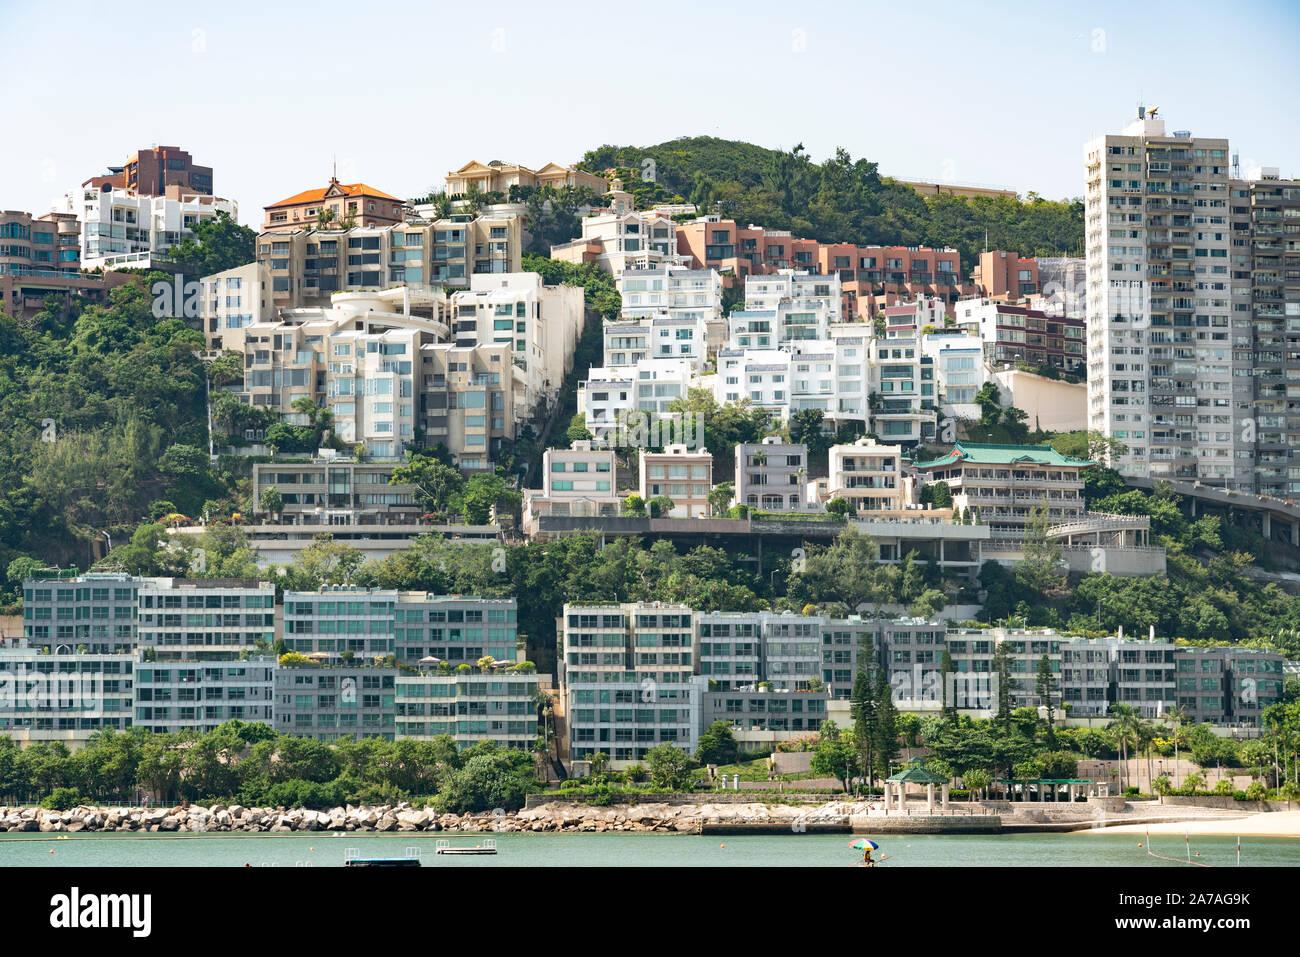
top-left (532, 687), bottom-right (560, 779)
top-left (1136, 718), bottom-right (1159, 795)
top-left (1165, 705), bottom-right (1188, 789)
top-left (1107, 704), bottom-right (1142, 792)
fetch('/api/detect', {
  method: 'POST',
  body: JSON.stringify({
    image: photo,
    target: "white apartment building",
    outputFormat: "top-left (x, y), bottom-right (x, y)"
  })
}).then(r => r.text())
top-left (883, 297), bottom-right (947, 338)
top-left (639, 445), bottom-right (713, 518)
top-left (550, 207), bottom-right (683, 276)
top-left (449, 272), bottom-right (585, 415)
top-left (714, 337), bottom-right (871, 427)
top-left (791, 337), bottom-right (870, 425)
top-left (869, 336), bottom-right (936, 447)
top-left (63, 184), bottom-right (238, 271)
top-left (825, 438), bottom-right (906, 513)
top-left (1084, 110), bottom-right (1240, 485)
top-left (922, 333), bottom-right (987, 420)
top-left (578, 357), bottom-right (696, 441)
top-left (577, 366), bottom-right (635, 440)
top-left (618, 265), bottom-right (723, 325)
top-left (734, 438), bottom-right (813, 512)
top-left (743, 270), bottom-right (842, 324)
top-left (602, 312), bottom-right (708, 371)
top-left (713, 349), bottom-right (792, 420)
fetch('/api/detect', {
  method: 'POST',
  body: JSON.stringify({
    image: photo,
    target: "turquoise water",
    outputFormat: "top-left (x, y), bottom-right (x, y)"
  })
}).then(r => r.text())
top-left (3, 831), bottom-right (1297, 867)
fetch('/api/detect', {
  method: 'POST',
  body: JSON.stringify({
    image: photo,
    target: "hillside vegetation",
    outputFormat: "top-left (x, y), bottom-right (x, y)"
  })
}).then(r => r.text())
top-left (580, 137), bottom-right (1083, 265)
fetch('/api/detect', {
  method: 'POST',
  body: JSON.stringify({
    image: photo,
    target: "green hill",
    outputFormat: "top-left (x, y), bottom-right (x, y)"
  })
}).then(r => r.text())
top-left (580, 136), bottom-right (1083, 267)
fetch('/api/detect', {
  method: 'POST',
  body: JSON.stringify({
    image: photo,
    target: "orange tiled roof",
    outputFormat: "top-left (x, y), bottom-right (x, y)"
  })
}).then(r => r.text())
top-left (266, 181), bottom-right (402, 209)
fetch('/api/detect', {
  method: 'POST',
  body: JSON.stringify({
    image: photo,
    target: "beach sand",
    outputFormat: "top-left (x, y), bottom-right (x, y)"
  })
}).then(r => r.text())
top-left (1083, 810), bottom-right (1300, 838)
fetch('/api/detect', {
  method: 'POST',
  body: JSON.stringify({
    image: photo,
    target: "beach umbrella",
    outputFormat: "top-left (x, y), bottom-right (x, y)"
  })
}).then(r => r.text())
top-left (849, 839), bottom-right (880, 850)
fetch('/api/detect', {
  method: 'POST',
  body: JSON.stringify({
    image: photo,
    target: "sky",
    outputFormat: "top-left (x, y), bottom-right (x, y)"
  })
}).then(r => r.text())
top-left (3, 0), bottom-right (1298, 226)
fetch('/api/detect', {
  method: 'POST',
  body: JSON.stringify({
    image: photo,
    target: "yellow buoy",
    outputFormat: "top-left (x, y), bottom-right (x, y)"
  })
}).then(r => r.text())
top-left (720, 844), bottom-right (725, 849)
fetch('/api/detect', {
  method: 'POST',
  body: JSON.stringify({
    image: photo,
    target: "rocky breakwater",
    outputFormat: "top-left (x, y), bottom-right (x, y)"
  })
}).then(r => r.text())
top-left (0, 801), bottom-right (851, 835)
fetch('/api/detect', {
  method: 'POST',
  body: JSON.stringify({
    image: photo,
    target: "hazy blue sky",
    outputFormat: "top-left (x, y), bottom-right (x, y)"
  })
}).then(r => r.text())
top-left (4, 0), bottom-right (1297, 225)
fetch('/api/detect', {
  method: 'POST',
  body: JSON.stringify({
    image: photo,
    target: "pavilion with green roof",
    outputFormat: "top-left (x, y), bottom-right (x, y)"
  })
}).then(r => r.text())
top-left (909, 441), bottom-right (1095, 473)
top-left (882, 758), bottom-right (952, 812)
top-left (907, 442), bottom-right (1097, 539)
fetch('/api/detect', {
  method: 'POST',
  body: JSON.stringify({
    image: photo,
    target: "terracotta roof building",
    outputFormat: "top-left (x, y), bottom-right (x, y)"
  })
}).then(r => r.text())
top-left (263, 177), bottom-right (405, 232)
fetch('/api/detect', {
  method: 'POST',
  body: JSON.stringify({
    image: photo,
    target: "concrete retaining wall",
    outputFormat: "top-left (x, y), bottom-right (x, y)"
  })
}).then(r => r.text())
top-left (1157, 796), bottom-right (1295, 812)
top-left (523, 791), bottom-right (838, 809)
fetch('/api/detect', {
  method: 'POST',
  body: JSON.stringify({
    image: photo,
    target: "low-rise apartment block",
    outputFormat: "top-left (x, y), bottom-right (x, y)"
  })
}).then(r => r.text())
top-left (870, 336), bottom-right (937, 446)
top-left (617, 265), bottom-right (723, 327)
top-left (135, 578), bottom-right (276, 663)
top-left (1174, 647), bottom-right (1286, 727)
top-left (1060, 636), bottom-right (1176, 718)
top-left (675, 217), bottom-right (974, 316)
top-left (562, 602), bottom-right (705, 765)
top-left (0, 644), bottom-right (134, 743)
top-left (580, 358), bottom-right (695, 440)
top-left (734, 438), bottom-right (811, 512)
top-left (252, 459), bottom-right (422, 527)
top-left (134, 656), bottom-right (276, 735)
top-left (971, 250), bottom-right (1040, 302)
top-left (603, 313), bottom-right (708, 371)
top-left (955, 298), bottom-right (1086, 375)
top-left (256, 214), bottom-right (522, 308)
top-left (395, 670), bottom-right (539, 750)
top-left (275, 663), bottom-right (397, 742)
top-left (22, 572), bottom-right (139, 654)
top-left (825, 438), bottom-right (907, 513)
top-left (523, 441), bottom-right (620, 531)
top-left (391, 595), bottom-right (519, 669)
top-left (83, 144), bottom-right (213, 197)
top-left (283, 587), bottom-right (396, 659)
top-left (883, 296), bottom-right (948, 338)
top-left (639, 445), bottom-right (713, 517)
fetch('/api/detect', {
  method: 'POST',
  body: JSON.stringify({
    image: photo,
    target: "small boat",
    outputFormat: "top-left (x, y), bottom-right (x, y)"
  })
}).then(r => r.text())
top-left (344, 846), bottom-right (421, 867)
top-left (435, 839), bottom-right (497, 856)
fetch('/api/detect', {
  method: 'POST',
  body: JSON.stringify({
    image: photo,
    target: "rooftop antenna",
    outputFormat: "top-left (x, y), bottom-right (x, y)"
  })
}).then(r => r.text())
top-left (1232, 152), bottom-right (1240, 179)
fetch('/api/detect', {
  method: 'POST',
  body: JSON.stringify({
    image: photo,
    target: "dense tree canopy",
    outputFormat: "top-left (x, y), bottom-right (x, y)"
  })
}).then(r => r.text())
top-left (581, 138), bottom-right (1083, 266)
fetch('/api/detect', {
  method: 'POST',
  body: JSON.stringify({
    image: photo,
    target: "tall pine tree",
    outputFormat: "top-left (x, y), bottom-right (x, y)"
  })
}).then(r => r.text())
top-left (873, 667), bottom-right (899, 781)
top-left (993, 639), bottom-right (1013, 732)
